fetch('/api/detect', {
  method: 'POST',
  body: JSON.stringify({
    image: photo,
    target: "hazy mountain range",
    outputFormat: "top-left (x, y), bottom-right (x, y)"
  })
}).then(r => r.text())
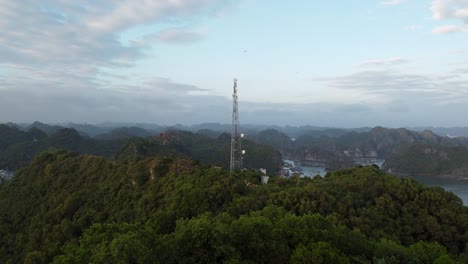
top-left (3, 121), bottom-right (468, 178)
top-left (6, 121), bottom-right (468, 138)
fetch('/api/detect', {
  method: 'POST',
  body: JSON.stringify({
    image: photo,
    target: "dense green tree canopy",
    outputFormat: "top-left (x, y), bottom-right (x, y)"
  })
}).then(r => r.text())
top-left (0, 127), bottom-right (128, 170)
top-left (116, 130), bottom-right (283, 174)
top-left (0, 150), bottom-right (466, 263)
top-left (384, 144), bottom-right (468, 177)
top-left (0, 126), bottom-right (283, 174)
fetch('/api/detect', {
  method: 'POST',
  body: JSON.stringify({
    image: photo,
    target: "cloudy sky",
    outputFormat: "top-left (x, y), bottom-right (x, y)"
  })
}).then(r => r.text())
top-left (1, 0), bottom-right (468, 127)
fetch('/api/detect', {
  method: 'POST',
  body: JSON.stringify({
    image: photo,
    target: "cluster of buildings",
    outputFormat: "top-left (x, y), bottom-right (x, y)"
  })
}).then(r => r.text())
top-left (281, 160), bottom-right (303, 177)
top-left (0, 169), bottom-right (14, 183)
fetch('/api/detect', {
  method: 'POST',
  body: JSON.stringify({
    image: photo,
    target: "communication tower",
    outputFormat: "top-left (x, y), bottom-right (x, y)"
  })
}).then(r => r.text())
top-left (230, 78), bottom-right (245, 172)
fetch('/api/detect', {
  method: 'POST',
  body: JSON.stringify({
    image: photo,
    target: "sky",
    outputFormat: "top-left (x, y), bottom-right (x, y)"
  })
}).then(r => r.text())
top-left (1, 0), bottom-right (468, 127)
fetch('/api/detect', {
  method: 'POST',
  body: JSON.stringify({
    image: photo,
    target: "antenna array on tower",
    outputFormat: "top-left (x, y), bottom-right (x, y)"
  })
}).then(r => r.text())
top-left (230, 78), bottom-right (243, 172)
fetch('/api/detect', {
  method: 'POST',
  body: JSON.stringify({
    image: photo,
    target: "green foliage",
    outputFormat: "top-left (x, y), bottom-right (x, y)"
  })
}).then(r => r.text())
top-left (95, 126), bottom-right (153, 140)
top-left (384, 143), bottom-right (468, 176)
top-left (0, 128), bottom-right (129, 170)
top-left (0, 125), bottom-right (47, 153)
top-left (291, 127), bottom-right (426, 170)
top-left (251, 129), bottom-right (294, 154)
top-left (407, 241), bottom-right (448, 264)
top-left (0, 151), bottom-right (466, 263)
top-left (116, 130), bottom-right (283, 174)
top-left (283, 126), bottom-right (468, 171)
top-left (433, 254), bottom-right (456, 264)
top-left (52, 223), bottom-right (152, 264)
top-left (290, 242), bottom-right (350, 264)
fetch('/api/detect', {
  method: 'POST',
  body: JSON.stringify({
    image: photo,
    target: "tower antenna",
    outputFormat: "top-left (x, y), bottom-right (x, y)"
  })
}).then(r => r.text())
top-left (230, 78), bottom-right (243, 172)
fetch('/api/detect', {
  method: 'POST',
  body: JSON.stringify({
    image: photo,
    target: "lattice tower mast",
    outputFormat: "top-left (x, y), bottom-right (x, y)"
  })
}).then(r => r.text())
top-left (230, 78), bottom-right (242, 172)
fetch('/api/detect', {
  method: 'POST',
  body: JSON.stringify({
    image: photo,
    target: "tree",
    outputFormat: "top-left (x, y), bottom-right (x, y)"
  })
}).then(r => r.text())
top-left (290, 242), bottom-right (350, 264)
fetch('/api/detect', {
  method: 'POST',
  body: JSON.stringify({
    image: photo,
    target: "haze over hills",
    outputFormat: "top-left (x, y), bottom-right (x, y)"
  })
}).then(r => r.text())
top-left (3, 122), bottom-right (468, 178)
top-left (384, 144), bottom-right (468, 178)
top-left (8, 121), bottom-right (468, 138)
top-left (0, 126), bottom-right (129, 170)
top-left (0, 123), bottom-right (282, 174)
top-left (7, 121), bottom-right (373, 138)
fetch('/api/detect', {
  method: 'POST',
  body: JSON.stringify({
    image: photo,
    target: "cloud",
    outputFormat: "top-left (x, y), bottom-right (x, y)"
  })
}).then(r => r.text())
top-left (0, 1), bottom-right (230, 66)
top-left (333, 104), bottom-right (373, 113)
top-left (433, 24), bottom-right (463, 33)
top-left (144, 78), bottom-right (208, 92)
top-left (1, 2), bottom-right (136, 68)
top-left (380, 0), bottom-right (403, 6)
top-left (319, 69), bottom-right (468, 105)
top-left (358, 57), bottom-right (409, 67)
top-left (2, 1), bottom-right (468, 128)
top-left (433, 24), bottom-right (468, 33)
top-left (2, 65), bottom-right (468, 127)
top-left (0, 0), bottom-right (233, 124)
top-left (304, 68), bottom-right (468, 126)
top-left (86, 0), bottom-right (229, 33)
top-left (386, 102), bottom-right (410, 113)
top-left (0, 75), bottom-right (229, 124)
top-left (432, 0), bottom-right (468, 21)
top-left (431, 0), bottom-right (468, 33)
top-left (451, 68), bottom-right (468, 74)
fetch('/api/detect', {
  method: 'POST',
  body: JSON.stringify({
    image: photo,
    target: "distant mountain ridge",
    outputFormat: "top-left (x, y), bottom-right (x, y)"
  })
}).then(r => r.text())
top-left (243, 126), bottom-right (468, 172)
top-left (95, 127), bottom-right (154, 140)
top-left (4, 122), bottom-right (468, 175)
top-left (383, 144), bottom-right (468, 179)
top-left (1, 121), bottom-right (372, 138)
top-left (0, 127), bottom-right (129, 169)
top-left (116, 130), bottom-right (283, 174)
top-left (411, 126), bottom-right (468, 137)
top-left (26, 121), bottom-right (68, 135)
top-left (0, 124), bottom-right (47, 153)
top-left (7, 121), bottom-right (468, 137)
top-left (0, 124), bottom-right (283, 174)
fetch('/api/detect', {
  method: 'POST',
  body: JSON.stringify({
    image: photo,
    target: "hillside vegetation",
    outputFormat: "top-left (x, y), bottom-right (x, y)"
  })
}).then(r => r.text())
top-left (246, 126), bottom-right (468, 173)
top-left (116, 130), bottom-right (283, 174)
top-left (384, 144), bottom-right (468, 178)
top-left (0, 150), bottom-right (466, 263)
top-left (0, 127), bottom-right (128, 170)
top-left (291, 127), bottom-right (465, 161)
top-left (0, 125), bottom-right (282, 174)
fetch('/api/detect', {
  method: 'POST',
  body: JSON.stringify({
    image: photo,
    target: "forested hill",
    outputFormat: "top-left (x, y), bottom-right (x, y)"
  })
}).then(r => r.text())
top-left (0, 124), bottom-right (47, 152)
top-left (0, 125), bottom-right (282, 173)
top-left (384, 144), bottom-right (468, 178)
top-left (292, 126), bottom-right (468, 160)
top-left (0, 150), bottom-right (466, 263)
top-left (0, 127), bottom-right (128, 170)
top-left (245, 126), bottom-right (468, 170)
top-left (116, 130), bottom-right (283, 174)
